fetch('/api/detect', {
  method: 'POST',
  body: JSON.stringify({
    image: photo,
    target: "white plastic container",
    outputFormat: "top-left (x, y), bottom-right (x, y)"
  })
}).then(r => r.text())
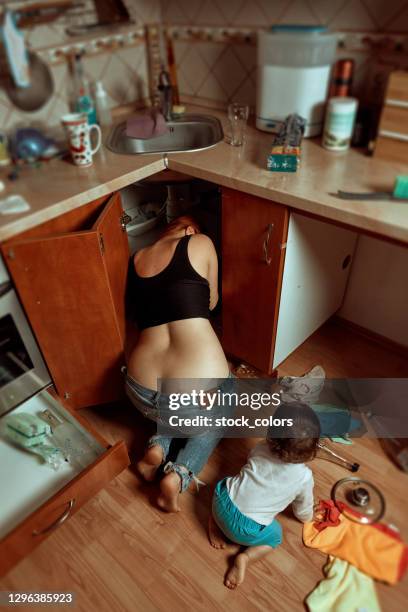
top-left (257, 26), bottom-right (337, 138)
top-left (322, 97), bottom-right (358, 151)
top-left (94, 81), bottom-right (112, 127)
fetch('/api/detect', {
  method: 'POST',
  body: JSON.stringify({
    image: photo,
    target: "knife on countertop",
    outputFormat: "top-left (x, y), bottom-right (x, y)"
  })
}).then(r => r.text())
top-left (337, 190), bottom-right (408, 201)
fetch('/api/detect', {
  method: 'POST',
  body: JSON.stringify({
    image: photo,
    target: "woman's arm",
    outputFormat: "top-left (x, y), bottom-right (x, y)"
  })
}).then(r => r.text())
top-left (207, 239), bottom-right (219, 311)
top-left (189, 234), bottom-right (219, 310)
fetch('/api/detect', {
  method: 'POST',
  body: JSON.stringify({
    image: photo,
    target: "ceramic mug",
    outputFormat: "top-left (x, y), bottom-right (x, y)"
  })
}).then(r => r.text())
top-left (61, 113), bottom-right (101, 167)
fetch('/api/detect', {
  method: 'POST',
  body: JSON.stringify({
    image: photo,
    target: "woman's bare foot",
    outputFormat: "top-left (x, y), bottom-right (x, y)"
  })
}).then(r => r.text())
top-left (157, 472), bottom-right (181, 512)
top-left (225, 553), bottom-right (248, 589)
top-left (208, 515), bottom-right (228, 549)
top-left (136, 445), bottom-right (163, 482)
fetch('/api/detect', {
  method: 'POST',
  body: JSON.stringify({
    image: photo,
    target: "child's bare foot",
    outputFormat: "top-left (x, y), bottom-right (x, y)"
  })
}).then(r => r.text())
top-left (225, 553), bottom-right (248, 589)
top-left (208, 515), bottom-right (227, 549)
top-left (157, 472), bottom-right (181, 512)
top-left (136, 445), bottom-right (163, 482)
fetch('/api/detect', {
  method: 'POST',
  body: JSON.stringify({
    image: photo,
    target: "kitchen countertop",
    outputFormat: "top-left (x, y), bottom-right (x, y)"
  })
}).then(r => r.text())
top-left (1, 107), bottom-right (407, 244)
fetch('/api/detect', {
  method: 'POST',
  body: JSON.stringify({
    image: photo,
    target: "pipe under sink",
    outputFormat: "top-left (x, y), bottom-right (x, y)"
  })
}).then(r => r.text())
top-left (105, 114), bottom-right (224, 155)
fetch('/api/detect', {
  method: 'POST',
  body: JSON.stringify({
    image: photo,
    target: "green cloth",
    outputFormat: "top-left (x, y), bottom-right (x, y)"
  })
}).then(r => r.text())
top-left (306, 556), bottom-right (381, 612)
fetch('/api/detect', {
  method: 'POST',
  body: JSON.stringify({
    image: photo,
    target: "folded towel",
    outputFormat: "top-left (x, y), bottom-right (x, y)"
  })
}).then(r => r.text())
top-left (126, 111), bottom-right (169, 139)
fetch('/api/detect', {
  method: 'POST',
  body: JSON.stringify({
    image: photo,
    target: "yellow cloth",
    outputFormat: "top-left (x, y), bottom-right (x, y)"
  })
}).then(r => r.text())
top-left (303, 511), bottom-right (408, 585)
top-left (306, 556), bottom-right (381, 612)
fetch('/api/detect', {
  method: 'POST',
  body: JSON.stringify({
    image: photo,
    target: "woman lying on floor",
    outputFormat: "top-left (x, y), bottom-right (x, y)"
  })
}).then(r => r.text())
top-left (124, 215), bottom-right (233, 512)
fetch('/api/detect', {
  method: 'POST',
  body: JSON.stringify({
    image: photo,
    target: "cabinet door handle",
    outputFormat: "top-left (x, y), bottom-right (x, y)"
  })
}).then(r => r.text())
top-left (263, 223), bottom-right (274, 265)
top-left (32, 499), bottom-right (75, 536)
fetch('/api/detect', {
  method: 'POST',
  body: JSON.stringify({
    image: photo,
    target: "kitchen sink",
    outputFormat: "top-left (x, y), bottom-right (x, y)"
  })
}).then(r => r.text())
top-left (105, 114), bottom-right (224, 155)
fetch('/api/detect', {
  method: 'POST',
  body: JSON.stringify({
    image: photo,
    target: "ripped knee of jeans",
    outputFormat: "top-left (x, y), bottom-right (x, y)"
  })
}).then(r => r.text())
top-left (163, 461), bottom-right (206, 493)
top-left (147, 435), bottom-right (167, 460)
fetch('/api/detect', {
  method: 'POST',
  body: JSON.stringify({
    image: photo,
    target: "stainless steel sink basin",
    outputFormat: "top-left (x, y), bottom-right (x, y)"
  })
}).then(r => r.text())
top-left (105, 114), bottom-right (224, 154)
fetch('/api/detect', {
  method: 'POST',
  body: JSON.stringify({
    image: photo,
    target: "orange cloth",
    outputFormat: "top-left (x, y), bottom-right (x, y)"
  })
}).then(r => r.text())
top-left (303, 502), bottom-right (408, 585)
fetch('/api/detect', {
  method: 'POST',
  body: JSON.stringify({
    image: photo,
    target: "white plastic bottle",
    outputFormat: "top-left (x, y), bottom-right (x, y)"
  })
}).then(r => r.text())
top-left (322, 97), bottom-right (358, 151)
top-left (94, 81), bottom-right (112, 127)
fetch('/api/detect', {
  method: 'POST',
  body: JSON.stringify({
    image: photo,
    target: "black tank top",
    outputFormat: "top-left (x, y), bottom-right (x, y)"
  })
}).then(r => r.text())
top-left (127, 235), bottom-right (210, 330)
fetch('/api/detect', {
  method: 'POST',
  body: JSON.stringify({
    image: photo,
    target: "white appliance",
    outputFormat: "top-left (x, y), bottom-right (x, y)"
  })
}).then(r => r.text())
top-left (256, 26), bottom-right (337, 137)
top-left (0, 255), bottom-right (51, 416)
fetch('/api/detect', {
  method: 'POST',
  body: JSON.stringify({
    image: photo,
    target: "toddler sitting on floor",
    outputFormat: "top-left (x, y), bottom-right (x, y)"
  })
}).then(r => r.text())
top-left (208, 402), bottom-right (320, 589)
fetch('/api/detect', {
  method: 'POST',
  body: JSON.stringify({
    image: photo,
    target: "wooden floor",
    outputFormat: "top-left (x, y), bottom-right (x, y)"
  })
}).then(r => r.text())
top-left (1, 319), bottom-right (408, 611)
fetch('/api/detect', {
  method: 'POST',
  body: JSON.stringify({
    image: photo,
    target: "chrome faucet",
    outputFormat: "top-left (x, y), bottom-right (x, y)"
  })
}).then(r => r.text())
top-left (158, 68), bottom-right (173, 121)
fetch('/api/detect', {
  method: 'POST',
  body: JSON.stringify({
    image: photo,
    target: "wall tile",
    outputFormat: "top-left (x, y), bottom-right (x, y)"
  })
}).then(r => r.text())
top-left (279, 0), bottom-right (321, 25)
top-left (162, 2), bottom-right (189, 24)
top-left (307, 0), bottom-right (347, 25)
top-left (178, 45), bottom-right (210, 93)
top-left (197, 71), bottom-right (228, 101)
top-left (161, 0), bottom-right (408, 30)
top-left (386, 4), bottom-right (408, 31)
top-left (361, 0), bottom-right (407, 30)
top-left (327, 0), bottom-right (377, 30)
top-left (195, 0), bottom-right (228, 25)
top-left (212, 46), bottom-right (248, 97)
top-left (231, 2), bottom-right (268, 27)
top-left (232, 73), bottom-right (257, 106)
top-left (167, 0), bottom-right (408, 108)
top-left (218, 0), bottom-right (249, 25)
top-left (195, 42), bottom-right (225, 68)
top-left (233, 43), bottom-right (257, 72)
top-left (255, 0), bottom-right (293, 23)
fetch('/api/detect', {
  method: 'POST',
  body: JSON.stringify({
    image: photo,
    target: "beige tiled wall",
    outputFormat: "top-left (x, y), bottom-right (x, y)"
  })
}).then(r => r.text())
top-left (2, 0), bottom-right (408, 130)
top-left (162, 0), bottom-right (408, 109)
top-left (1, 0), bottom-right (161, 130)
top-left (161, 0), bottom-right (408, 30)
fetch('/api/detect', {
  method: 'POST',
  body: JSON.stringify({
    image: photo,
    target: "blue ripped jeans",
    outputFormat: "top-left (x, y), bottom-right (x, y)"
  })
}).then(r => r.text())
top-left (124, 369), bottom-right (235, 493)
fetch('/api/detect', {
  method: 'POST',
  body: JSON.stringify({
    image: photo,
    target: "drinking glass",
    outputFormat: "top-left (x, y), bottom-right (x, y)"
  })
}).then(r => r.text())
top-left (227, 103), bottom-right (249, 146)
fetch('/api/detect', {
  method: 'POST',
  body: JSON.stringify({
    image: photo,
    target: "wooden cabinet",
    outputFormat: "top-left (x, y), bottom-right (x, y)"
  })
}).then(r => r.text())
top-left (221, 187), bottom-right (289, 373)
top-left (222, 188), bottom-right (358, 374)
top-left (0, 194), bottom-right (132, 576)
top-left (1, 193), bottom-right (130, 410)
top-left (0, 386), bottom-right (129, 577)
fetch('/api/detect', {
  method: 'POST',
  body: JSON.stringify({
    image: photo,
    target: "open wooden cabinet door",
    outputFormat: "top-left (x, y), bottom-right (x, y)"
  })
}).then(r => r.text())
top-left (1, 194), bottom-right (130, 409)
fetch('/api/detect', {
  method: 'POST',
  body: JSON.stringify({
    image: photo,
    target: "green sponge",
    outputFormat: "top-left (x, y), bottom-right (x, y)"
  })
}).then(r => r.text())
top-left (393, 176), bottom-right (408, 199)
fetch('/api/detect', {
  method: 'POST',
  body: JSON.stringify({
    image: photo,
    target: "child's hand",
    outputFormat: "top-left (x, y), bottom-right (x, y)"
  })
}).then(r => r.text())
top-left (312, 502), bottom-right (323, 522)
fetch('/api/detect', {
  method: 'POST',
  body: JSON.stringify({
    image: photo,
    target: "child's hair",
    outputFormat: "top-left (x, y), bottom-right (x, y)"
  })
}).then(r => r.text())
top-left (161, 215), bottom-right (201, 236)
top-left (267, 402), bottom-right (320, 463)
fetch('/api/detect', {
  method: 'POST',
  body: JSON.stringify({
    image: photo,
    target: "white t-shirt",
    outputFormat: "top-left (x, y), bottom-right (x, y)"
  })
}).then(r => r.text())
top-left (226, 441), bottom-right (314, 526)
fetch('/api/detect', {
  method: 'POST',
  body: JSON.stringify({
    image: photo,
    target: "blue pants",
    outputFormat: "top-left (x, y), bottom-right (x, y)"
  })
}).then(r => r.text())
top-left (124, 370), bottom-right (235, 492)
top-left (212, 479), bottom-right (282, 548)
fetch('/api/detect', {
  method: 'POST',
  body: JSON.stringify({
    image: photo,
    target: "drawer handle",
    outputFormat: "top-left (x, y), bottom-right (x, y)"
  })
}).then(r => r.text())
top-left (32, 499), bottom-right (75, 536)
top-left (263, 223), bottom-right (274, 265)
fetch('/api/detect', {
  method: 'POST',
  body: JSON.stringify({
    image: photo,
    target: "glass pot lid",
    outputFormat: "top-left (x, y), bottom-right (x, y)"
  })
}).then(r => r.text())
top-left (331, 477), bottom-right (385, 525)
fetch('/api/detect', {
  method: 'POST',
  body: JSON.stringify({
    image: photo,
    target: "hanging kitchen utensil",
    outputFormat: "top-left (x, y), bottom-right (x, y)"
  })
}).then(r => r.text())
top-left (1, 9), bottom-right (30, 87)
top-left (3, 51), bottom-right (54, 112)
top-left (317, 442), bottom-right (360, 472)
top-left (332, 477), bottom-right (386, 525)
